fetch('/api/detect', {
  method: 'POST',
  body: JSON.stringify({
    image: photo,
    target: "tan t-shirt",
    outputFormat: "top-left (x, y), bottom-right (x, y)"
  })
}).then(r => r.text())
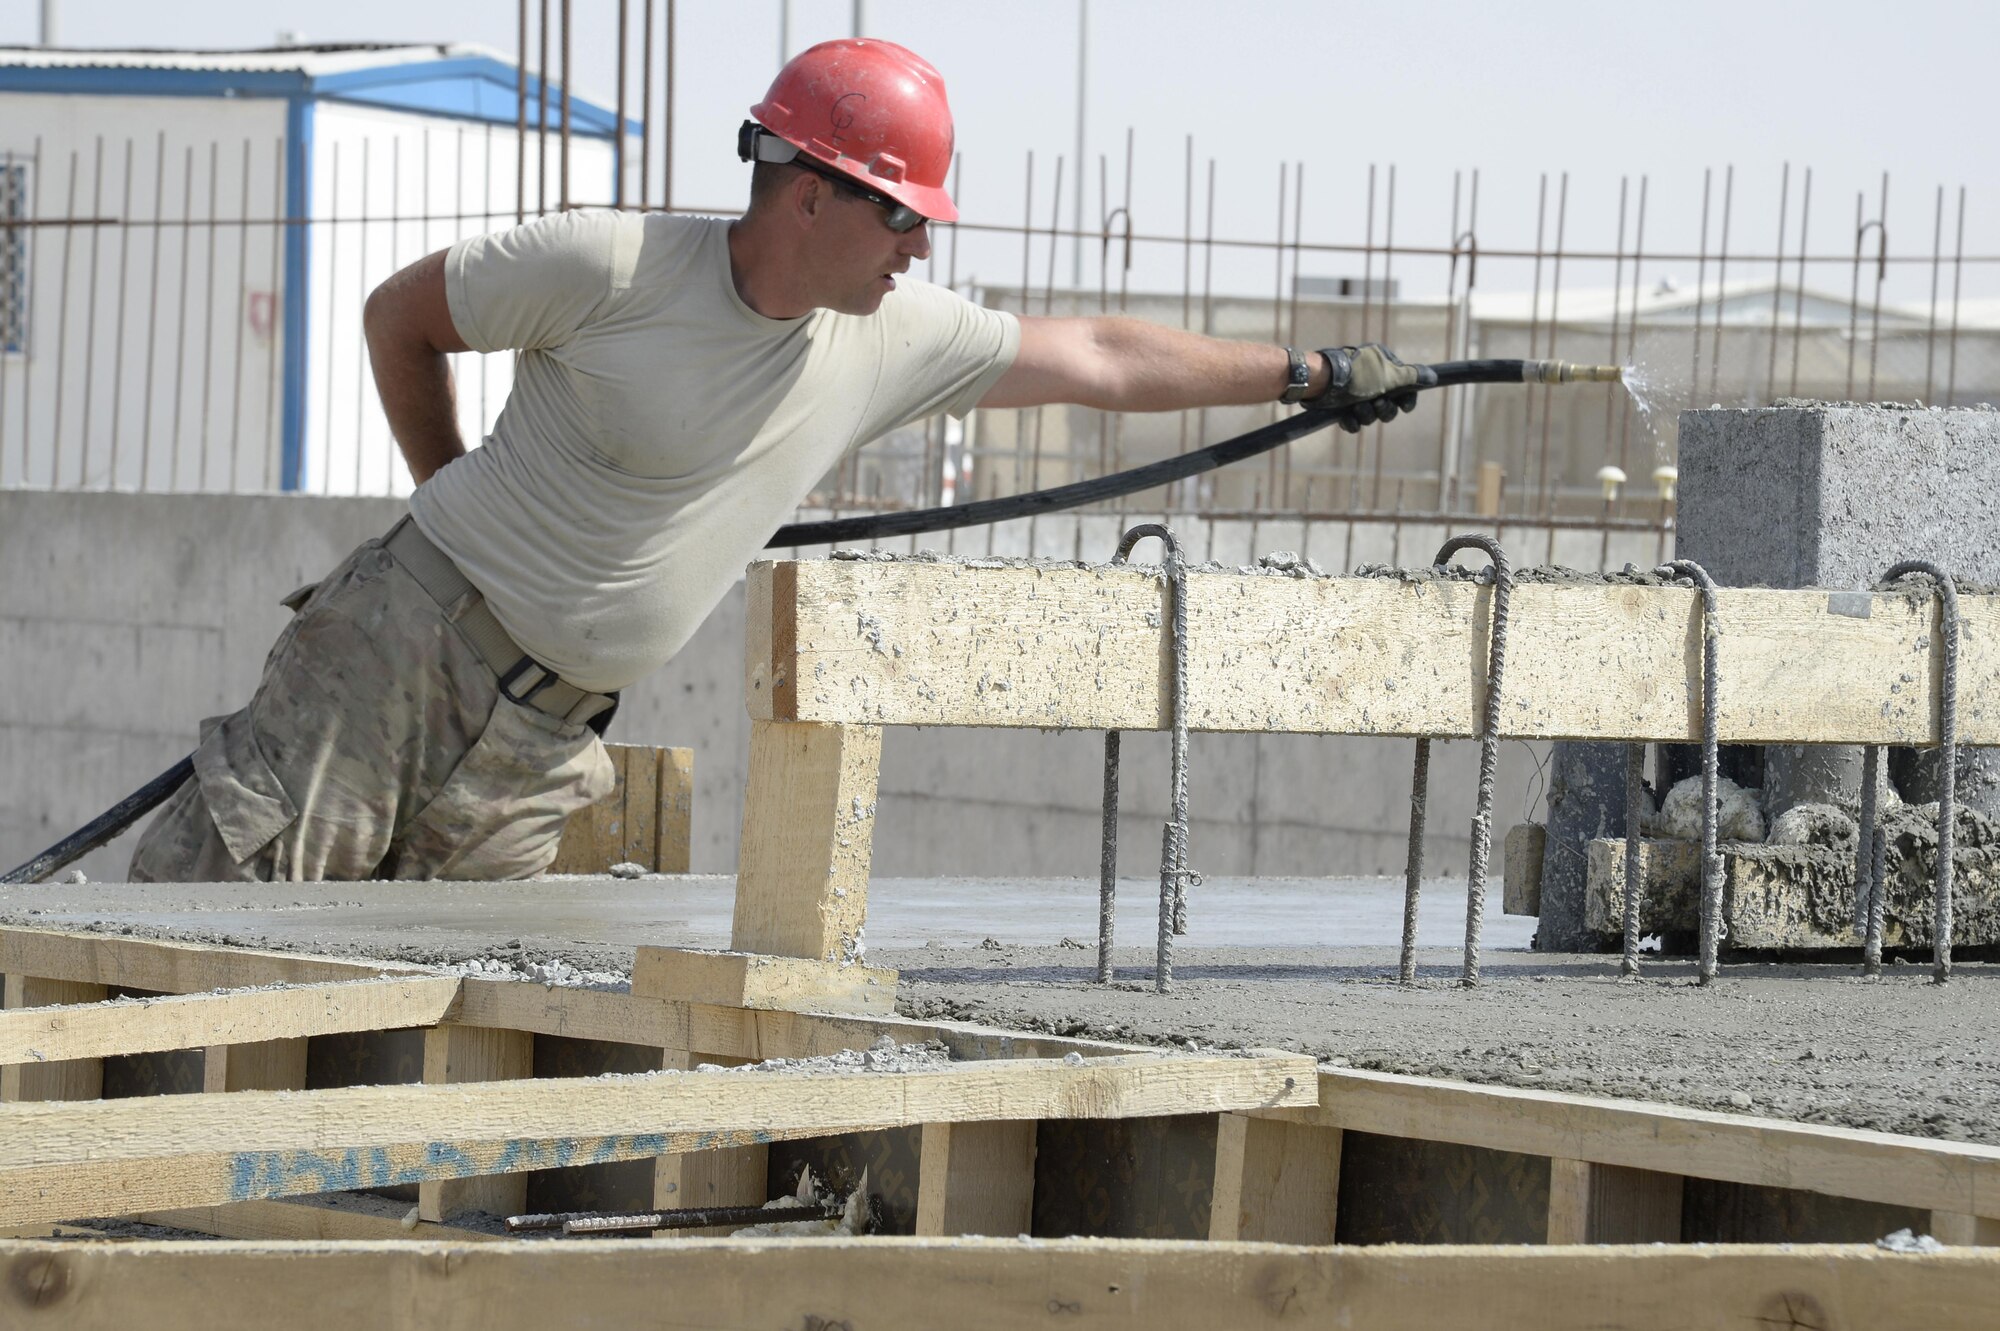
top-left (411, 210), bottom-right (1019, 692)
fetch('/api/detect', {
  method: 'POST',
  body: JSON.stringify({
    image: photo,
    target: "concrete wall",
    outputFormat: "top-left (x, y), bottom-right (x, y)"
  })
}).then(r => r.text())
top-left (0, 492), bottom-right (1664, 883)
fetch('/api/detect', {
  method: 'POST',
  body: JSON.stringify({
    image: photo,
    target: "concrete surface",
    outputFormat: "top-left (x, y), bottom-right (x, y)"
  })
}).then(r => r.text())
top-left (6, 874), bottom-right (1995, 1146)
top-left (2, 491), bottom-right (1662, 883)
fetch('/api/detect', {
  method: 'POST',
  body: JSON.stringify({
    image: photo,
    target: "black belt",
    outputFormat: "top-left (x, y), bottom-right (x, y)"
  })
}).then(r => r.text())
top-left (384, 517), bottom-right (618, 730)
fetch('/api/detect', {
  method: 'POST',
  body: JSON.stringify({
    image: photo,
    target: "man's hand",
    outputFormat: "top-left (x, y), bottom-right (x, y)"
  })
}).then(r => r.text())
top-left (1304, 344), bottom-right (1438, 433)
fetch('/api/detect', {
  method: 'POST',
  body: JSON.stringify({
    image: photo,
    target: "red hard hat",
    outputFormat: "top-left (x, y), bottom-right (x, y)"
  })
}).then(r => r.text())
top-left (750, 38), bottom-right (958, 224)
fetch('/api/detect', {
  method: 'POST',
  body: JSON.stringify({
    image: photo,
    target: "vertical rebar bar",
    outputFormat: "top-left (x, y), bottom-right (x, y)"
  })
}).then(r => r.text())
top-left (354, 138), bottom-right (371, 496)
top-left (1617, 175), bottom-right (1646, 477)
top-left (50, 148), bottom-right (78, 489)
top-left (1789, 168), bottom-right (1812, 397)
top-left (168, 144), bottom-right (191, 490)
top-left (640, 0), bottom-right (654, 210)
top-left (614, 0), bottom-right (628, 209)
top-left (537, 0), bottom-right (551, 216)
top-left (1097, 728), bottom-right (1121, 985)
top-left (1855, 742), bottom-right (1880, 959)
top-left (1880, 562), bottom-right (1960, 984)
top-left (19, 137), bottom-right (42, 486)
top-left (107, 137), bottom-right (133, 489)
top-left (264, 136), bottom-right (282, 492)
top-left (139, 131), bottom-right (164, 491)
top-left (1398, 736), bottom-right (1431, 985)
top-left (1707, 164), bottom-right (1732, 403)
top-left (196, 140), bottom-right (219, 491)
top-left (227, 137), bottom-right (250, 493)
top-left (320, 142), bottom-right (340, 494)
top-left (1691, 167), bottom-right (1711, 410)
top-left (1620, 742), bottom-right (1646, 976)
top-left (515, 0), bottom-right (529, 222)
top-left (1534, 171), bottom-right (1566, 520)
top-left (1944, 187), bottom-right (1964, 408)
top-left (1923, 184), bottom-right (1943, 404)
top-left (1603, 176), bottom-right (1628, 502)
top-left (79, 136), bottom-right (104, 487)
top-left (1661, 560), bottom-right (1723, 983)
top-left (560, 0), bottom-right (573, 212)
top-left (1434, 535), bottom-right (1510, 988)
top-left (663, 0), bottom-right (676, 211)
top-left (1866, 172), bottom-right (1888, 400)
top-left (1369, 163), bottom-right (1397, 510)
top-left (1765, 163), bottom-right (1789, 405)
top-left (1520, 173), bottom-right (1546, 518)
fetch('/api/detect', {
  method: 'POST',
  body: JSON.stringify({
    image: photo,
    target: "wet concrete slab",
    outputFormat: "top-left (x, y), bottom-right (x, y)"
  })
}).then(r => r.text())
top-left (5, 874), bottom-right (1994, 1146)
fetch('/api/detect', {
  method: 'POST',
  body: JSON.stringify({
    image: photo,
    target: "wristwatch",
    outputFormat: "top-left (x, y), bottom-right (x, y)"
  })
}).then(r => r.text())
top-left (1278, 345), bottom-right (1313, 404)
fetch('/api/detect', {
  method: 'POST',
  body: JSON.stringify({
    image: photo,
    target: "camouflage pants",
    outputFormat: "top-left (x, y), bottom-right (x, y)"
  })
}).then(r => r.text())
top-left (128, 532), bottom-right (615, 882)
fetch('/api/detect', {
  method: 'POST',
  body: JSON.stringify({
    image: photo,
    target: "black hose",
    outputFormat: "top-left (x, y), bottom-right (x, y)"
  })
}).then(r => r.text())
top-left (767, 358), bottom-right (1534, 548)
top-left (2, 358), bottom-right (1560, 885)
top-left (1, 756), bottom-right (193, 885)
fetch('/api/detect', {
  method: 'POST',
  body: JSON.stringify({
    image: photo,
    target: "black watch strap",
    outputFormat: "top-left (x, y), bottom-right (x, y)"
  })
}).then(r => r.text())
top-left (1278, 345), bottom-right (1313, 404)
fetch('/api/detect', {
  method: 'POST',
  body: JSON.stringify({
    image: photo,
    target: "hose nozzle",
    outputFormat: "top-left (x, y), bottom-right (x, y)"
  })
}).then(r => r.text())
top-left (1522, 360), bottom-right (1623, 384)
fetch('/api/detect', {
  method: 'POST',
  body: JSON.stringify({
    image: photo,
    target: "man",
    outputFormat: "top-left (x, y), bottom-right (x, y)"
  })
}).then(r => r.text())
top-left (129, 38), bottom-right (1428, 883)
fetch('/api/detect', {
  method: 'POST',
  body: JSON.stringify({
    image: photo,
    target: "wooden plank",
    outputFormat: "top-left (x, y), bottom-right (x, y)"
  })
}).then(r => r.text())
top-left (660, 746), bottom-right (694, 872)
top-left (1548, 1158), bottom-right (1683, 1244)
top-left (731, 719), bottom-right (882, 962)
top-left (0, 1053), bottom-right (1316, 1225)
top-left (914, 1120), bottom-right (1037, 1236)
top-left (136, 1196), bottom-right (503, 1243)
top-left (451, 977), bottom-right (1140, 1062)
top-left (630, 947), bottom-right (897, 1015)
top-left (0, 975), bottom-right (463, 1066)
top-left (1933, 1211), bottom-right (2000, 1246)
top-left (202, 1039), bottom-right (309, 1094)
top-left (0, 977), bottom-right (105, 1104)
top-left (747, 559), bottom-right (2000, 744)
top-left (418, 1025), bottom-right (535, 1223)
top-left (1207, 1113), bottom-right (1340, 1244)
top-left (1275, 1068), bottom-right (2000, 1222)
top-left (623, 742), bottom-right (660, 868)
top-left (0, 927), bottom-right (431, 993)
top-left (5, 1238), bottom-right (1999, 1329)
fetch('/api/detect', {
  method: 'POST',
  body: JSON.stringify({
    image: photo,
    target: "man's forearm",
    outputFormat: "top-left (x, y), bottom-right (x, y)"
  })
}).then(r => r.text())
top-left (364, 251), bottom-right (473, 486)
top-left (367, 336), bottom-right (465, 486)
top-left (1063, 317), bottom-right (1331, 413)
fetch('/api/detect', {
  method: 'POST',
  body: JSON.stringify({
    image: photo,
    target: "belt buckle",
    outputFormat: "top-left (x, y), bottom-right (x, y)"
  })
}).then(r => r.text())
top-left (497, 656), bottom-right (556, 705)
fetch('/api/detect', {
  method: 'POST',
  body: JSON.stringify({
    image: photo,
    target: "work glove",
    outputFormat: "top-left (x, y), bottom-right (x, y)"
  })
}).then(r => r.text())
top-left (1304, 344), bottom-right (1438, 433)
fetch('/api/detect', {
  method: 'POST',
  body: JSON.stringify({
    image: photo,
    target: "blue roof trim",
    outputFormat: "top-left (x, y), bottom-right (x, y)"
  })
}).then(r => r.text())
top-left (0, 56), bottom-right (634, 136)
top-left (311, 56), bottom-right (631, 137)
top-left (0, 65), bottom-right (306, 97)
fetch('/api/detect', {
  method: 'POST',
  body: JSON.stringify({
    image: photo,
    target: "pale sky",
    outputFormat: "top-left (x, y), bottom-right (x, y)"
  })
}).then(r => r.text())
top-left (5, 0), bottom-right (1995, 312)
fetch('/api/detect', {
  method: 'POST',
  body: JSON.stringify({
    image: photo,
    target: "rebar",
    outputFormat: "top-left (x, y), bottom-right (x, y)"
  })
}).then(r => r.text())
top-left (506, 1201), bottom-right (843, 1235)
top-left (1433, 534), bottom-right (1510, 987)
top-left (1855, 742), bottom-right (1881, 968)
top-left (1879, 560), bottom-right (1960, 984)
top-left (1620, 742), bottom-right (1647, 976)
top-left (1397, 736), bottom-right (1431, 985)
top-left (1099, 522), bottom-right (1197, 994)
top-left (1658, 560), bottom-right (1724, 983)
top-left (1096, 727), bottom-right (1120, 984)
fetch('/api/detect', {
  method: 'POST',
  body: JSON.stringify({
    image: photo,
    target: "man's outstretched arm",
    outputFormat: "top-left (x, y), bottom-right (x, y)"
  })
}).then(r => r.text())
top-left (364, 249), bottom-right (473, 485)
top-left (980, 316), bottom-right (1429, 430)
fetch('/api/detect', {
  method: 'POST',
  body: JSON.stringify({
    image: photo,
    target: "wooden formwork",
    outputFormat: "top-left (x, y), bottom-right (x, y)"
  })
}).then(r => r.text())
top-left (2, 924), bottom-right (1998, 1249)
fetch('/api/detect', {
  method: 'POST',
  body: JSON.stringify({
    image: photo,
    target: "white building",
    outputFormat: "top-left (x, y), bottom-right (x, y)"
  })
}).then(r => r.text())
top-left (0, 44), bottom-right (630, 496)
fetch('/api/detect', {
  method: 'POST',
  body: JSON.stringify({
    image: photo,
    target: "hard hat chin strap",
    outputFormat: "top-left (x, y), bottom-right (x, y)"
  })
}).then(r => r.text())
top-left (737, 121), bottom-right (801, 166)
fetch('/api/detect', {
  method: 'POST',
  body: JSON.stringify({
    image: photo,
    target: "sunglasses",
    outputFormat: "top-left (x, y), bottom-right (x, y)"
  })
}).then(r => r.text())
top-left (789, 156), bottom-right (929, 235)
